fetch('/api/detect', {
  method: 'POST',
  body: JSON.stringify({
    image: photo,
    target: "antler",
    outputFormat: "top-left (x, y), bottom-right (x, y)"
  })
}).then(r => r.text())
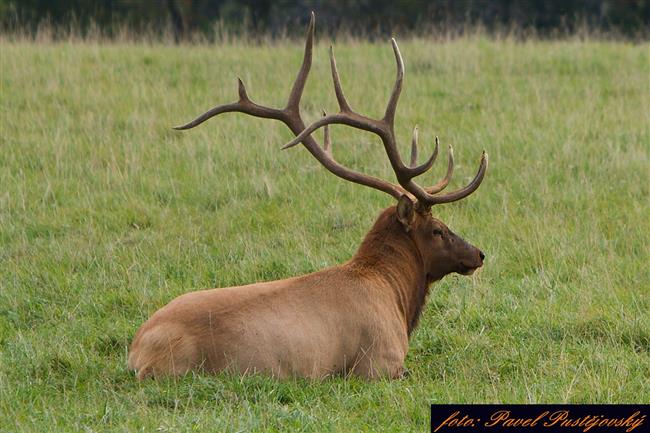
top-left (174, 12), bottom-right (407, 200)
top-left (282, 37), bottom-right (487, 209)
top-left (174, 13), bottom-right (487, 209)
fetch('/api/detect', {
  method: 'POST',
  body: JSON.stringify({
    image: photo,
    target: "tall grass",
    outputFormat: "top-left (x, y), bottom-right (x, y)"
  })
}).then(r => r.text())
top-left (0, 34), bottom-right (649, 432)
top-left (3, 16), bottom-right (646, 45)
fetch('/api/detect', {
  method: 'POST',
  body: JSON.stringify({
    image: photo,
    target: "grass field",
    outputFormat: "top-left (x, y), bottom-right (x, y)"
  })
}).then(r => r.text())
top-left (1, 34), bottom-right (649, 432)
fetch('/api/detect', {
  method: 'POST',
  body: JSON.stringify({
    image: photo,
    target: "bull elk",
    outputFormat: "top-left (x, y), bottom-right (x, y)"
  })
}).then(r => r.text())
top-left (128, 13), bottom-right (488, 380)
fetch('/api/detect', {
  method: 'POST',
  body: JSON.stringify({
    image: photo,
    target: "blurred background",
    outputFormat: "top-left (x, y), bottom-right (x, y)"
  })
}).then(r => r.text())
top-left (2, 0), bottom-right (649, 40)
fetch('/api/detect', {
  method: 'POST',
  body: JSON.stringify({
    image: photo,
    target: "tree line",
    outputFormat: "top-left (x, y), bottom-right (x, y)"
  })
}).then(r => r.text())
top-left (2, 0), bottom-right (649, 39)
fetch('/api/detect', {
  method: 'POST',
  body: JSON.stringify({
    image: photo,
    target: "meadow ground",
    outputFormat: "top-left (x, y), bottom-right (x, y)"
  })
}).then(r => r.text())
top-left (0, 34), bottom-right (649, 432)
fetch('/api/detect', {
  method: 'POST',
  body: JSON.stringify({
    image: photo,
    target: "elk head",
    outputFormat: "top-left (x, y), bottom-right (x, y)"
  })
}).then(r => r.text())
top-left (174, 13), bottom-right (488, 280)
top-left (394, 195), bottom-right (485, 282)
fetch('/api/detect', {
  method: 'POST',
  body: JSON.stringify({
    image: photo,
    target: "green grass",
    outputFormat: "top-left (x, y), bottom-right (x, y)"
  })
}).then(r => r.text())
top-left (1, 35), bottom-right (649, 432)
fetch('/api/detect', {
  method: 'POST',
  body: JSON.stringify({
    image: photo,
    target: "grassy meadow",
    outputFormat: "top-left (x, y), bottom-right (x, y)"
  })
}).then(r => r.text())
top-left (1, 33), bottom-right (649, 432)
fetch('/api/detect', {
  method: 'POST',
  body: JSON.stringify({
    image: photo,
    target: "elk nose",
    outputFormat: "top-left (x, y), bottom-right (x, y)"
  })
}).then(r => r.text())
top-left (479, 251), bottom-right (485, 261)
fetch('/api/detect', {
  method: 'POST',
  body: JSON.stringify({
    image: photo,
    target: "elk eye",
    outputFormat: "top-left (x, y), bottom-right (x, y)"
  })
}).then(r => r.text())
top-left (433, 229), bottom-right (443, 236)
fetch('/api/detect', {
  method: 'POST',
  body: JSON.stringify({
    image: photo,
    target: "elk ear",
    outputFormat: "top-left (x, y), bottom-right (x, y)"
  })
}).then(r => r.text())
top-left (396, 195), bottom-right (416, 232)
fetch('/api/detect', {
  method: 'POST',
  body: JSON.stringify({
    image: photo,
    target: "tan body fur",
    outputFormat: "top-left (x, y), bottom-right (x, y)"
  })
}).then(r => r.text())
top-left (129, 267), bottom-right (408, 379)
top-left (129, 209), bottom-right (416, 379)
top-left (129, 205), bottom-right (484, 380)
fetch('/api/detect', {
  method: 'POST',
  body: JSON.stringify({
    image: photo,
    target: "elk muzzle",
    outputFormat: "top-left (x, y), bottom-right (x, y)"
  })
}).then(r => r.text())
top-left (453, 234), bottom-right (485, 275)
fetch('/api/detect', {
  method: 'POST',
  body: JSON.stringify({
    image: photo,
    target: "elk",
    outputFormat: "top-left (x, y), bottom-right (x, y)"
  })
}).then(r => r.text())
top-left (128, 13), bottom-right (487, 380)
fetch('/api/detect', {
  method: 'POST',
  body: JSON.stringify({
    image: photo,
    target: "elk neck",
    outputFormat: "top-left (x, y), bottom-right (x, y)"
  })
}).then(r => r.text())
top-left (347, 207), bottom-right (430, 337)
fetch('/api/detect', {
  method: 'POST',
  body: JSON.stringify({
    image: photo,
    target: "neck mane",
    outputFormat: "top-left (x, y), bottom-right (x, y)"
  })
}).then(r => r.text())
top-left (347, 207), bottom-right (430, 337)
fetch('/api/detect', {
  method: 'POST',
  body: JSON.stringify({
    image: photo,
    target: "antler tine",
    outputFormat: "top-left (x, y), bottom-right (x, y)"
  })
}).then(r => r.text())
top-left (323, 125), bottom-right (331, 154)
top-left (425, 139), bottom-right (453, 194)
top-left (408, 127), bottom-right (440, 172)
top-left (173, 77), bottom-right (285, 130)
top-left (410, 126), bottom-right (418, 167)
top-left (237, 77), bottom-right (249, 101)
top-left (407, 132), bottom-right (439, 179)
top-left (384, 38), bottom-right (404, 125)
top-left (286, 11), bottom-right (315, 112)
top-left (423, 151), bottom-right (488, 206)
top-left (329, 46), bottom-right (353, 113)
top-left (322, 110), bottom-right (331, 155)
